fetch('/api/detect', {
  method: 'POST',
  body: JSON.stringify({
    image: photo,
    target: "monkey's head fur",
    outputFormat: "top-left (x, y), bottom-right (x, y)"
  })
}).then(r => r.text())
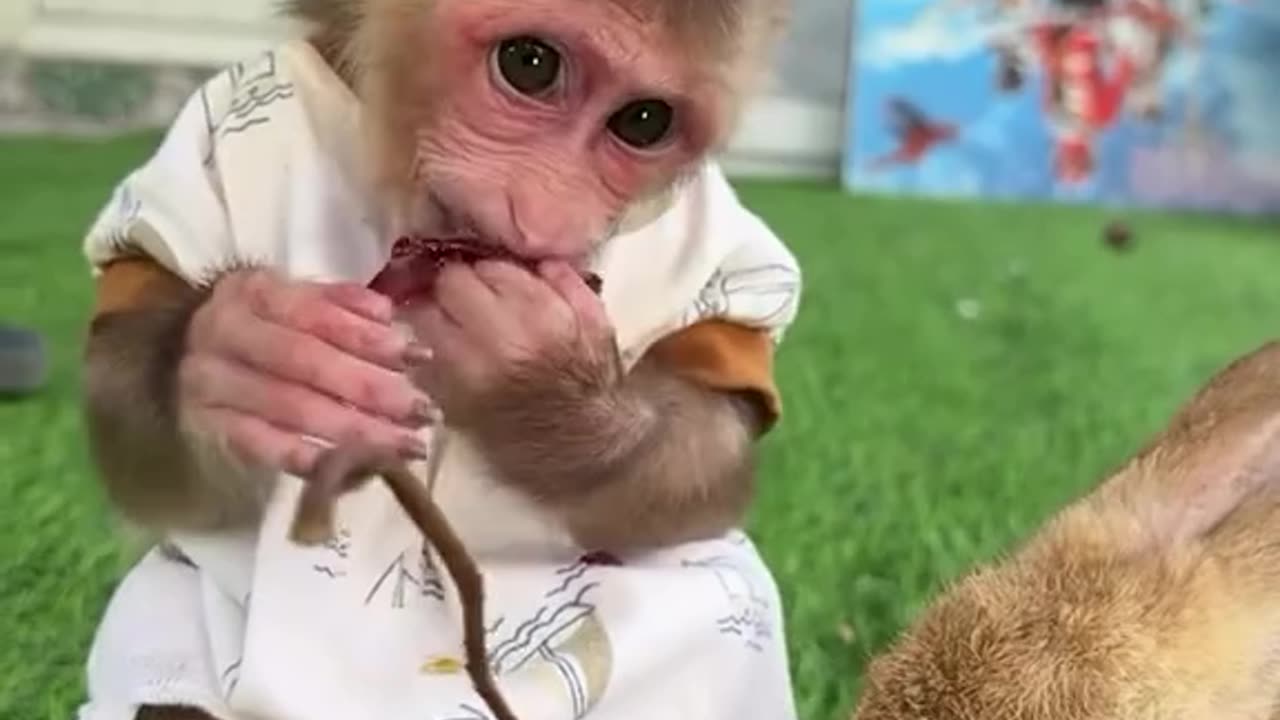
top-left (282, 0), bottom-right (790, 258)
top-left (853, 341), bottom-right (1280, 720)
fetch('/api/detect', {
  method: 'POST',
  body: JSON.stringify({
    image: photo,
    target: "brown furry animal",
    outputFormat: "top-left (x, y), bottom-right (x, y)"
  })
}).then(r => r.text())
top-left (853, 340), bottom-right (1280, 720)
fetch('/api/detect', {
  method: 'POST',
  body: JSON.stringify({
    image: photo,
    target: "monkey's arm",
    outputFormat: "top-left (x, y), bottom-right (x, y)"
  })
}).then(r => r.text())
top-left (83, 257), bottom-right (267, 531)
top-left (479, 320), bottom-right (780, 552)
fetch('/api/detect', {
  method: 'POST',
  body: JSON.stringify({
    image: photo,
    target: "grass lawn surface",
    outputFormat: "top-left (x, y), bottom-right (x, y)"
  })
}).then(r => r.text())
top-left (2, 133), bottom-right (1278, 719)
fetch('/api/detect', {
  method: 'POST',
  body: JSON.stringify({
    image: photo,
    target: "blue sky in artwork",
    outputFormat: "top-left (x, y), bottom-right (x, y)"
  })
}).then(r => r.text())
top-left (840, 0), bottom-right (1280, 214)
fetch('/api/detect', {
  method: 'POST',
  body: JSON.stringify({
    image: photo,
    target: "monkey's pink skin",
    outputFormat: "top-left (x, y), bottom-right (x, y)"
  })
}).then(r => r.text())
top-left (369, 236), bottom-right (603, 305)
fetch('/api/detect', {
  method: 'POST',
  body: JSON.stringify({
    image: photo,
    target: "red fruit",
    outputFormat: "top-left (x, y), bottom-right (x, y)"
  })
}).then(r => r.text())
top-left (368, 236), bottom-right (603, 305)
top-left (579, 550), bottom-right (623, 566)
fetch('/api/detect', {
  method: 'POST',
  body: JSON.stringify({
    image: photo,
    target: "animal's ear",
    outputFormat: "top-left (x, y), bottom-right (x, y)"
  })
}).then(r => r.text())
top-left (1089, 342), bottom-right (1280, 547)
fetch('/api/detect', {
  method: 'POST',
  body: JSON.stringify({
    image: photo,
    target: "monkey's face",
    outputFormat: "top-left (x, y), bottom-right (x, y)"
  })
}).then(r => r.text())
top-left (360, 0), bottom-right (760, 263)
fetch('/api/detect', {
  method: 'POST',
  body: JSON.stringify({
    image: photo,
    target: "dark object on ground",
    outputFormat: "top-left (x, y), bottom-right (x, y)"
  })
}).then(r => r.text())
top-left (0, 324), bottom-right (47, 396)
top-left (1103, 220), bottom-right (1134, 252)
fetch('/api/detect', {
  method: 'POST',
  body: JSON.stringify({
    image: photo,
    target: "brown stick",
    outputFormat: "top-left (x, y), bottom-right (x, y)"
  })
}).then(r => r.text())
top-left (287, 434), bottom-right (520, 720)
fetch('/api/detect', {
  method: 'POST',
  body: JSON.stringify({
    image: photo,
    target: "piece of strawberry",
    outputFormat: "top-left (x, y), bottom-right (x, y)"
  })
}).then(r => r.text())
top-left (369, 236), bottom-right (602, 305)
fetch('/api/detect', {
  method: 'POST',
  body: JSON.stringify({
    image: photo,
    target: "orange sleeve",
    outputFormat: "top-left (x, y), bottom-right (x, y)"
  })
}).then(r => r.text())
top-left (93, 256), bottom-right (194, 315)
top-left (645, 319), bottom-right (782, 432)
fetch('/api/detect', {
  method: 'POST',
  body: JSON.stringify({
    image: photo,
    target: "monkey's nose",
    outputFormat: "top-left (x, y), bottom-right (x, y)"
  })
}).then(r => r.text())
top-left (506, 203), bottom-right (582, 259)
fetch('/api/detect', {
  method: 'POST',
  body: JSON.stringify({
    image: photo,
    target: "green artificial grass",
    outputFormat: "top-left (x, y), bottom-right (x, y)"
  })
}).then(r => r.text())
top-left (2, 132), bottom-right (1278, 719)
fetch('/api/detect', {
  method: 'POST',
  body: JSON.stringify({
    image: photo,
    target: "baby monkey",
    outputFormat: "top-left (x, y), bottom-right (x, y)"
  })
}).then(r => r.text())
top-left (77, 0), bottom-right (803, 717)
top-left (854, 340), bottom-right (1280, 720)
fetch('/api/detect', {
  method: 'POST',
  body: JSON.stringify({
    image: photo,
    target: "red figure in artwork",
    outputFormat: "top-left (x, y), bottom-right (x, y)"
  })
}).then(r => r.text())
top-left (871, 97), bottom-right (959, 169)
top-left (1033, 24), bottom-right (1137, 182)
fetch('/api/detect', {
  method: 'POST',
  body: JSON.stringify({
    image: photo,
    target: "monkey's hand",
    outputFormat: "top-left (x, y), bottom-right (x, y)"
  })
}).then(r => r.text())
top-left (405, 260), bottom-right (760, 551)
top-left (86, 263), bottom-right (437, 532)
top-left (404, 258), bottom-right (618, 422)
top-left (178, 268), bottom-right (438, 474)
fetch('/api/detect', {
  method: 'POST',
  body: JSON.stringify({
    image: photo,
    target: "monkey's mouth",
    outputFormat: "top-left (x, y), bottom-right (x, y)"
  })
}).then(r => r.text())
top-left (368, 236), bottom-right (603, 305)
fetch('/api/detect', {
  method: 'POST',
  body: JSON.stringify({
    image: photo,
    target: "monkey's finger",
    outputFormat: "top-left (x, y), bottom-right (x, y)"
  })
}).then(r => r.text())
top-left (405, 304), bottom-right (485, 394)
top-left (244, 279), bottom-right (411, 371)
top-left (317, 282), bottom-right (396, 324)
top-left (401, 300), bottom-right (464, 349)
top-left (202, 407), bottom-right (327, 478)
top-left (413, 304), bottom-right (478, 369)
top-left (539, 261), bottom-right (611, 337)
top-left (433, 263), bottom-right (509, 336)
top-left (300, 300), bottom-right (422, 371)
top-left (473, 260), bottom-right (579, 344)
top-left (192, 355), bottom-right (434, 461)
top-left (208, 313), bottom-right (434, 429)
top-left (472, 260), bottom-right (548, 307)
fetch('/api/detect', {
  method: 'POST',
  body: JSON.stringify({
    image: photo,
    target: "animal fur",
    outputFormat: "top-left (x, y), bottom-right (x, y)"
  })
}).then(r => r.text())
top-left (852, 340), bottom-right (1280, 720)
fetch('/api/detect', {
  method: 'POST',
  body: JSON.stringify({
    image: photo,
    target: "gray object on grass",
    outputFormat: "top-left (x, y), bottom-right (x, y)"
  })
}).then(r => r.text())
top-left (0, 324), bottom-right (48, 395)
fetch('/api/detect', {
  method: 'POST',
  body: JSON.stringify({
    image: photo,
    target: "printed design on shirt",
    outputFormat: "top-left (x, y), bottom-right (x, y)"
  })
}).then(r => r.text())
top-left (198, 50), bottom-right (296, 166)
top-left (418, 612), bottom-right (507, 677)
top-left (683, 263), bottom-right (801, 336)
top-left (310, 526), bottom-right (353, 579)
top-left (221, 656), bottom-right (243, 698)
top-left (420, 555), bottom-right (615, 717)
top-left (156, 540), bottom-right (198, 569)
top-left (436, 704), bottom-right (492, 720)
top-left (91, 181), bottom-right (145, 257)
top-left (681, 533), bottom-right (776, 653)
top-left (364, 544), bottom-right (446, 607)
top-left (527, 615), bottom-right (611, 719)
top-left (494, 554), bottom-right (614, 716)
top-left (420, 655), bottom-right (466, 674)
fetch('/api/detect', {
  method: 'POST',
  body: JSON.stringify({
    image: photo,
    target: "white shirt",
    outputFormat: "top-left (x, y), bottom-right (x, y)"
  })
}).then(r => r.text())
top-left (79, 39), bottom-right (803, 720)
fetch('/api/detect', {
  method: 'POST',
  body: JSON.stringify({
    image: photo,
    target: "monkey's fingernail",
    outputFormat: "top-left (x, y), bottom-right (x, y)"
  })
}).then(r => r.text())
top-left (404, 343), bottom-right (434, 366)
top-left (400, 436), bottom-right (431, 460)
top-left (408, 398), bottom-right (442, 426)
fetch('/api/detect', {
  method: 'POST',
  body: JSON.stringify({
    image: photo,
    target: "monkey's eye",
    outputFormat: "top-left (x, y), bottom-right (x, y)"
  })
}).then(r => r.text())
top-left (494, 36), bottom-right (562, 96)
top-left (607, 99), bottom-right (675, 150)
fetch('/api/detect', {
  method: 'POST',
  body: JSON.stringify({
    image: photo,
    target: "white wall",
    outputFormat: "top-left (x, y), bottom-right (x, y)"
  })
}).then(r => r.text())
top-left (722, 0), bottom-right (854, 179)
top-left (12, 0), bottom-right (289, 67)
top-left (6, 0), bottom-right (852, 179)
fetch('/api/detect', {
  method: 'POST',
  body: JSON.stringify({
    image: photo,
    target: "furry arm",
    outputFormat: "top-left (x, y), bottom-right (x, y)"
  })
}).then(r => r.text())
top-left (82, 257), bottom-right (268, 531)
top-left (467, 320), bottom-right (781, 552)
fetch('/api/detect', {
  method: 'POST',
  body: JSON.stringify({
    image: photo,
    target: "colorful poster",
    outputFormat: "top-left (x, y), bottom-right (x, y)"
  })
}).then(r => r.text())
top-left (841, 0), bottom-right (1280, 216)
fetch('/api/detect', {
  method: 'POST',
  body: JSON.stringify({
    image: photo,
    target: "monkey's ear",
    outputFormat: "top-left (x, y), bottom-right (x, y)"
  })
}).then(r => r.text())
top-left (1098, 344), bottom-right (1280, 546)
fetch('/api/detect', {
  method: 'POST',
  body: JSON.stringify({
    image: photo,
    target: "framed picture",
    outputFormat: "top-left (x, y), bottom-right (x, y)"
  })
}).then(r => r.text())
top-left (840, 0), bottom-right (1280, 216)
